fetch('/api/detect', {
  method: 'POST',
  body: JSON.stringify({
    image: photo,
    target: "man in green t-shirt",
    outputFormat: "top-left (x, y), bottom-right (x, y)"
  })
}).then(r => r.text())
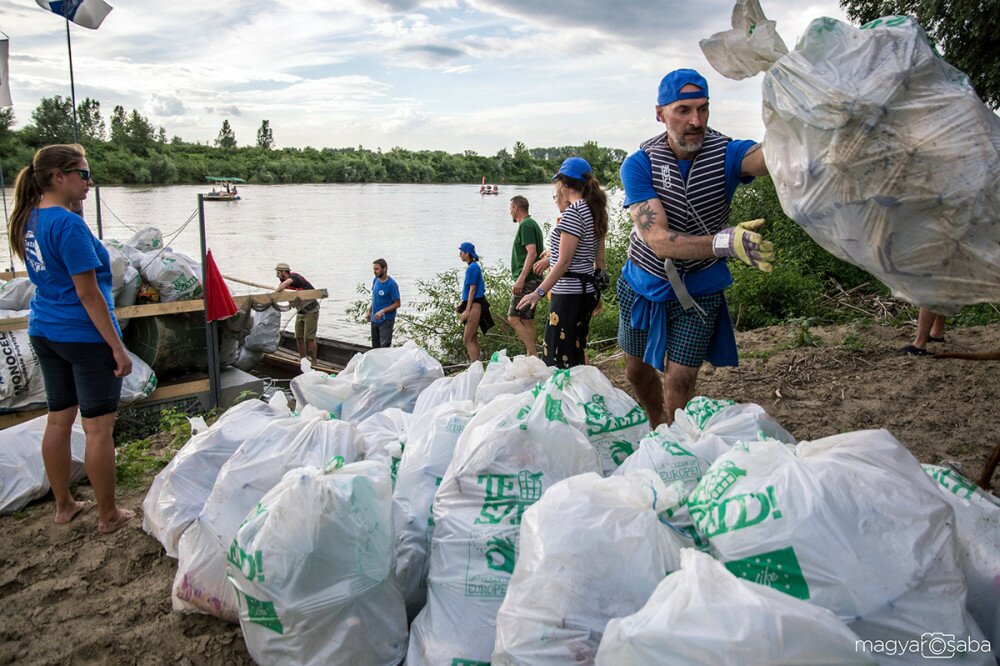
top-left (507, 195), bottom-right (545, 356)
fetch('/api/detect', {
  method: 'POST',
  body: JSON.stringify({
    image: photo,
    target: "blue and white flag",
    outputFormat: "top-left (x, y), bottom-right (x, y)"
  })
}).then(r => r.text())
top-left (35, 0), bottom-right (113, 30)
top-left (0, 36), bottom-right (11, 109)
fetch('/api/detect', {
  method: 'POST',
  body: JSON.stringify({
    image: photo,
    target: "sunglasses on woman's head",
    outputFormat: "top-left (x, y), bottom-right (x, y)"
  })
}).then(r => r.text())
top-left (62, 168), bottom-right (92, 181)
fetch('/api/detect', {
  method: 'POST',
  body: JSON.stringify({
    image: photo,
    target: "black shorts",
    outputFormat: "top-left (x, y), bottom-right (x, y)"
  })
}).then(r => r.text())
top-left (30, 336), bottom-right (123, 418)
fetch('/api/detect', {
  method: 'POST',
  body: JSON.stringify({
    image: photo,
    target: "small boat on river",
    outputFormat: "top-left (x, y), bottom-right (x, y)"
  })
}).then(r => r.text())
top-left (204, 176), bottom-right (245, 201)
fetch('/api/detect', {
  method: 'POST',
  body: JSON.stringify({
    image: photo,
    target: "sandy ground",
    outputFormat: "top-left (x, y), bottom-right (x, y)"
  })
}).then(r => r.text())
top-left (1, 320), bottom-right (997, 665)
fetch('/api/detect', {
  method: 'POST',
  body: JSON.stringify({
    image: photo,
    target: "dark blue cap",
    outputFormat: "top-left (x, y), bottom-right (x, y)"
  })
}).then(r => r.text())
top-left (657, 68), bottom-right (709, 106)
top-left (552, 156), bottom-right (592, 181)
top-left (459, 241), bottom-right (479, 260)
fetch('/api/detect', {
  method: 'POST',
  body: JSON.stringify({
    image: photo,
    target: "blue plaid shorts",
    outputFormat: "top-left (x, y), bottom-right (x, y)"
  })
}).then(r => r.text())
top-left (616, 276), bottom-right (725, 368)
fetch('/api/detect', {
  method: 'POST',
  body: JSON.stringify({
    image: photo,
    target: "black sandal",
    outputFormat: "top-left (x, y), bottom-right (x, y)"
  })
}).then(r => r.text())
top-left (928, 335), bottom-right (945, 343)
top-left (899, 344), bottom-right (933, 356)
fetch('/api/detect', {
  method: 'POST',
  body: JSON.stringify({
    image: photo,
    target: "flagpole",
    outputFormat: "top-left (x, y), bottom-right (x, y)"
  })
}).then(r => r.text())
top-left (65, 19), bottom-right (79, 143)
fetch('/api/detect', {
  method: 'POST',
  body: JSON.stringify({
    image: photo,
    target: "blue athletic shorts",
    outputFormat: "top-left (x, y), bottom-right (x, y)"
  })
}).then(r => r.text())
top-left (30, 336), bottom-right (123, 418)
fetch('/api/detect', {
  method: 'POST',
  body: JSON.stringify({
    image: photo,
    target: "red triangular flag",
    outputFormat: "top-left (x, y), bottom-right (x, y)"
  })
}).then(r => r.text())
top-left (204, 250), bottom-right (238, 322)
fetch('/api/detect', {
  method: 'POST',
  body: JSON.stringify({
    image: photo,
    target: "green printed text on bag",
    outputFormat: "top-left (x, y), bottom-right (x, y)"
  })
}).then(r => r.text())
top-left (582, 394), bottom-right (648, 436)
top-left (228, 541), bottom-right (266, 583)
top-left (684, 396), bottom-right (736, 430)
top-left (689, 485), bottom-right (783, 539)
top-left (923, 464), bottom-right (976, 500)
top-left (474, 471), bottom-right (543, 525)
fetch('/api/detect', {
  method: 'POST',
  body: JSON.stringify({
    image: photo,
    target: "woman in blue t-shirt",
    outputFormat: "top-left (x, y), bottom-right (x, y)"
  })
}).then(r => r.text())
top-left (8, 144), bottom-right (134, 534)
top-left (517, 157), bottom-right (609, 368)
top-left (457, 241), bottom-right (493, 362)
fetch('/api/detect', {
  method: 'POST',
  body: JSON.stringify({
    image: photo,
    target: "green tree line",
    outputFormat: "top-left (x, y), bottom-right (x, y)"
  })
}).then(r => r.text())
top-left (0, 96), bottom-right (625, 186)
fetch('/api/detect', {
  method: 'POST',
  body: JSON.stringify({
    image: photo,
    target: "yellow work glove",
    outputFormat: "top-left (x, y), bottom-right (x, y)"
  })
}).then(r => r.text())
top-left (712, 219), bottom-right (775, 272)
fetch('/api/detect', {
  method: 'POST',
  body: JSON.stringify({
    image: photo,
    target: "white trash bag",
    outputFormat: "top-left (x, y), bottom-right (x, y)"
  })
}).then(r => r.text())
top-left (702, 4), bottom-right (1000, 311)
top-left (172, 409), bottom-right (364, 621)
top-left (669, 396), bottom-right (795, 448)
top-left (127, 227), bottom-right (164, 253)
top-left (687, 432), bottom-right (990, 663)
top-left (595, 549), bottom-right (873, 665)
top-left (292, 341), bottom-right (443, 422)
top-left (475, 349), bottom-right (553, 406)
top-left (547, 365), bottom-right (650, 475)
top-left (140, 250), bottom-right (203, 302)
top-left (233, 347), bottom-right (263, 372)
top-left (407, 376), bottom-right (603, 665)
top-left (119, 351), bottom-right (157, 403)
top-left (613, 426), bottom-right (729, 531)
top-left (493, 471), bottom-right (689, 665)
top-left (102, 238), bottom-right (146, 271)
top-left (357, 407), bottom-right (414, 486)
top-left (413, 360), bottom-right (484, 416)
top-left (698, 0), bottom-right (788, 80)
top-left (101, 240), bottom-right (132, 300)
top-left (142, 393), bottom-right (290, 557)
top-left (393, 400), bottom-right (476, 619)
top-left (924, 465), bottom-right (1000, 660)
top-left (0, 278), bottom-right (35, 311)
top-left (243, 307), bottom-right (280, 354)
top-left (228, 459), bottom-right (408, 666)
top-left (0, 415), bottom-right (87, 514)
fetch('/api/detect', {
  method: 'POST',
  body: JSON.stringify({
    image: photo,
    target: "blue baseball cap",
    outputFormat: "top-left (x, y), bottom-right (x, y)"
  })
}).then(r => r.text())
top-left (552, 156), bottom-right (592, 181)
top-left (459, 241), bottom-right (479, 260)
top-left (657, 68), bottom-right (709, 106)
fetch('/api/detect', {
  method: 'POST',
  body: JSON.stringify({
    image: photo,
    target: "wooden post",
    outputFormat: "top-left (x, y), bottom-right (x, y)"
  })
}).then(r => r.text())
top-left (198, 194), bottom-right (221, 409)
top-left (977, 442), bottom-right (1000, 491)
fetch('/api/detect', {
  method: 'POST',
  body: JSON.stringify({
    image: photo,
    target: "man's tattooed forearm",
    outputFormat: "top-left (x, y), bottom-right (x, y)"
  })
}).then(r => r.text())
top-left (634, 202), bottom-right (656, 231)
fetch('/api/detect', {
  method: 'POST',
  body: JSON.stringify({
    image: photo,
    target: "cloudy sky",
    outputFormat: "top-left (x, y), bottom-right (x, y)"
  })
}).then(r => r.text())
top-left (5, 0), bottom-right (850, 153)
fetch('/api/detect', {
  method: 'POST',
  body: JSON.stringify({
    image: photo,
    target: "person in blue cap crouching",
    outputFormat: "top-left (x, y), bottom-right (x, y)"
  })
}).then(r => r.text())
top-left (617, 68), bottom-right (775, 427)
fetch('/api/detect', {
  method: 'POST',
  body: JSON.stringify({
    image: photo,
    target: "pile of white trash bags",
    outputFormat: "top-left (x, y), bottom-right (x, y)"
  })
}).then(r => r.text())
top-left (140, 342), bottom-right (999, 664)
top-left (700, 0), bottom-right (1000, 312)
top-left (291, 341), bottom-right (445, 422)
top-left (104, 227), bottom-right (203, 307)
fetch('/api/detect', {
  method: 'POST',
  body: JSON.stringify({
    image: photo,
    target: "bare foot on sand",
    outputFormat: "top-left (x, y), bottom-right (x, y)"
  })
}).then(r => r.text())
top-left (98, 509), bottom-right (135, 535)
top-left (54, 500), bottom-right (91, 525)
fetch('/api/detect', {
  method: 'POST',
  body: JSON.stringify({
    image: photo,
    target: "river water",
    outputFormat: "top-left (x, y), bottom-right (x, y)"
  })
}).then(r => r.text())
top-left (3, 183), bottom-right (566, 344)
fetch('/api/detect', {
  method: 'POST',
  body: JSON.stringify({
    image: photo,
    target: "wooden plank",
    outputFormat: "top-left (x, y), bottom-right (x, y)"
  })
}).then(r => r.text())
top-left (223, 274), bottom-right (274, 290)
top-left (0, 317), bottom-right (29, 332)
top-left (0, 271), bottom-right (28, 280)
top-left (135, 378), bottom-right (210, 404)
top-left (0, 407), bottom-right (47, 430)
top-left (117, 300), bottom-right (205, 319)
top-left (238, 289), bottom-right (328, 307)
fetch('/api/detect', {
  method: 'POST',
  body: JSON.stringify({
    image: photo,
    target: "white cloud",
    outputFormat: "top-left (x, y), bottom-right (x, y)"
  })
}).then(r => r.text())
top-left (149, 94), bottom-right (187, 116)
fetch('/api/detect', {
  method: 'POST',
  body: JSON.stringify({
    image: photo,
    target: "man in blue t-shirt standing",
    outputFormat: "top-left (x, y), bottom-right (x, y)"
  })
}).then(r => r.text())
top-left (368, 258), bottom-right (401, 348)
top-left (617, 68), bottom-right (776, 427)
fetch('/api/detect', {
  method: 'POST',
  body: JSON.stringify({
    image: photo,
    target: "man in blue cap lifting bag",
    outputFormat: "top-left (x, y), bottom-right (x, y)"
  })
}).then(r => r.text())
top-left (617, 68), bottom-right (775, 427)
